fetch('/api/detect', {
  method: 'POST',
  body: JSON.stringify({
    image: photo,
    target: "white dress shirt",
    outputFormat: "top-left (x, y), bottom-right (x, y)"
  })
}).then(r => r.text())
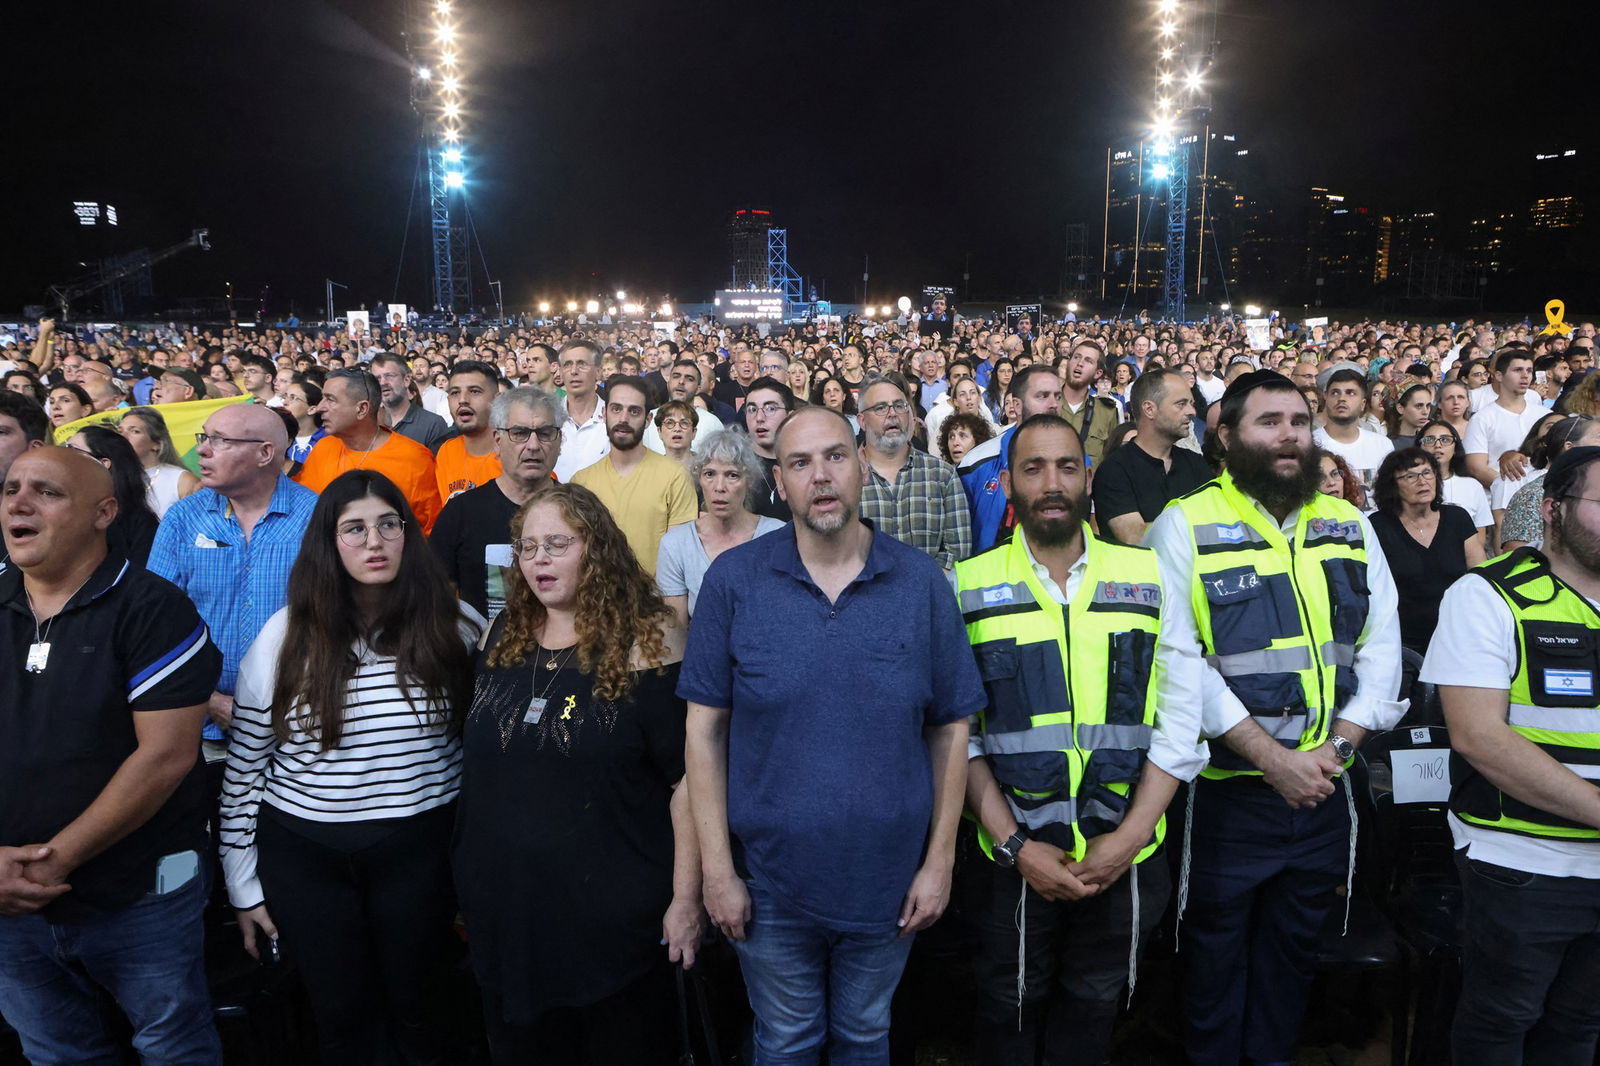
top-left (1144, 489), bottom-right (1408, 744)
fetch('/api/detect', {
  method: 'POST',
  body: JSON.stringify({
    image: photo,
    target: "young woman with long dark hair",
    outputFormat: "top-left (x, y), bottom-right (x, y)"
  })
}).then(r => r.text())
top-left (220, 470), bottom-right (481, 1064)
top-left (64, 424), bottom-right (160, 566)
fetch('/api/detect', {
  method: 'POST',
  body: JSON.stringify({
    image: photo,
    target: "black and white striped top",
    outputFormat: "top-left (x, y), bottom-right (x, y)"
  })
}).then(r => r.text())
top-left (219, 605), bottom-right (482, 910)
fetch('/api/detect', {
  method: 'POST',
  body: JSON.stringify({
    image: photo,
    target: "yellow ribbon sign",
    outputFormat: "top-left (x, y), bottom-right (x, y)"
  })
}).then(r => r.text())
top-left (1540, 298), bottom-right (1574, 337)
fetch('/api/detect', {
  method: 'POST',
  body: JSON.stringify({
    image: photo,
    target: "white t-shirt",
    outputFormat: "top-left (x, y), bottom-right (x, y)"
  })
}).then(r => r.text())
top-left (1421, 575), bottom-right (1600, 878)
top-left (1313, 426), bottom-right (1393, 499)
top-left (1468, 382), bottom-right (1496, 413)
top-left (1195, 373), bottom-right (1226, 405)
top-left (1462, 396), bottom-right (1546, 466)
top-left (1440, 474), bottom-right (1493, 530)
top-left (1491, 470), bottom-right (1535, 512)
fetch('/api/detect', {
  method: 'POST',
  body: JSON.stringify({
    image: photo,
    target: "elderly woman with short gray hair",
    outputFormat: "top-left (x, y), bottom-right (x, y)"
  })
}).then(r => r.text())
top-left (655, 429), bottom-right (787, 627)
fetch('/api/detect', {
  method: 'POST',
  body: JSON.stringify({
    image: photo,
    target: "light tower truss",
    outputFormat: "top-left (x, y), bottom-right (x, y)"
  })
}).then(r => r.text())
top-left (412, 0), bottom-right (473, 313)
top-left (767, 229), bottom-right (810, 319)
top-left (1149, 0), bottom-right (1216, 322)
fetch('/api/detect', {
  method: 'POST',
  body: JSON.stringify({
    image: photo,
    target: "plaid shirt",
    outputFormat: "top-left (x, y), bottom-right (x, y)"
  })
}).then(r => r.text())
top-left (859, 447), bottom-right (972, 570)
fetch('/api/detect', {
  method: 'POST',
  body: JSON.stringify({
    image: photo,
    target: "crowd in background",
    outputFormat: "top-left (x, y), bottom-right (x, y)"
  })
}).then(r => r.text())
top-left (1, 302), bottom-right (1598, 1066)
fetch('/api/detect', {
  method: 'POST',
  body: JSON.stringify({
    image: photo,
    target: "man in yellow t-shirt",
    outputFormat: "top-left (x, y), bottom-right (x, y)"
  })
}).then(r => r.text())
top-left (570, 377), bottom-right (696, 578)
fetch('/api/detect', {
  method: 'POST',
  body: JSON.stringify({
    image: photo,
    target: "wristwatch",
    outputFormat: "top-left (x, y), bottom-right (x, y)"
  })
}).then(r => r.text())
top-left (1329, 733), bottom-right (1356, 764)
top-left (994, 830), bottom-right (1029, 868)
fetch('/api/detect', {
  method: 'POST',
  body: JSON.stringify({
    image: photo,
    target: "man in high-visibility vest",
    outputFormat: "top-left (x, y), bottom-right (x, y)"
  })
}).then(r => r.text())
top-left (1146, 370), bottom-right (1405, 1066)
top-left (1427, 444), bottom-right (1600, 1064)
top-left (959, 413), bottom-right (1206, 1065)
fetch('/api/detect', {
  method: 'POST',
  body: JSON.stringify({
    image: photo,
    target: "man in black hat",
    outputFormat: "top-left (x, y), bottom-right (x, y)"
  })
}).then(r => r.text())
top-left (1425, 444), bottom-right (1600, 1064)
top-left (1146, 369), bottom-right (1406, 1066)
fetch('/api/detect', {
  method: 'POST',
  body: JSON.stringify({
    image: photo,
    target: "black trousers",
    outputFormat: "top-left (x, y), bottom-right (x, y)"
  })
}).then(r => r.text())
top-left (480, 960), bottom-right (677, 1066)
top-left (1178, 775), bottom-right (1349, 1066)
top-left (970, 851), bottom-right (1169, 1066)
top-left (1454, 854), bottom-right (1600, 1066)
top-left (256, 803), bottom-right (461, 1066)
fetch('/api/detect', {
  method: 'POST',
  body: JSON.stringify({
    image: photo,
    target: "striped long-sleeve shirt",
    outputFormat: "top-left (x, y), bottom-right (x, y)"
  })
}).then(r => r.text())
top-left (219, 605), bottom-right (482, 909)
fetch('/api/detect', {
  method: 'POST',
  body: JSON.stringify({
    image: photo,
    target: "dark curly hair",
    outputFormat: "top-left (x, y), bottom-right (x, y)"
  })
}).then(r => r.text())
top-left (489, 483), bottom-right (673, 702)
top-left (938, 412), bottom-right (995, 464)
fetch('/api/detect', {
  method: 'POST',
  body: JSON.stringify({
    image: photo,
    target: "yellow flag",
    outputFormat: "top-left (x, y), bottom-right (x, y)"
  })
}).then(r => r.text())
top-left (53, 395), bottom-right (254, 475)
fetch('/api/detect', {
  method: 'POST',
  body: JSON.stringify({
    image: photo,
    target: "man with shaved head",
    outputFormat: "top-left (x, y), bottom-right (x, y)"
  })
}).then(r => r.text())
top-left (0, 447), bottom-right (224, 1062)
top-left (148, 403), bottom-right (316, 754)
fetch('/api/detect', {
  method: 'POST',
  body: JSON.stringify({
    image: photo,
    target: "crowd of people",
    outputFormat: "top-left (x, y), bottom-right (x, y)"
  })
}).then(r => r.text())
top-left (2, 304), bottom-right (1599, 1066)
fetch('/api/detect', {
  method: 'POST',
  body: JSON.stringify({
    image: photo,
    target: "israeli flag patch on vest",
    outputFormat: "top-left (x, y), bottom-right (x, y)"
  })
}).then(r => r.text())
top-left (1215, 523), bottom-right (1246, 543)
top-left (981, 585), bottom-right (1015, 606)
top-left (1545, 668), bottom-right (1595, 697)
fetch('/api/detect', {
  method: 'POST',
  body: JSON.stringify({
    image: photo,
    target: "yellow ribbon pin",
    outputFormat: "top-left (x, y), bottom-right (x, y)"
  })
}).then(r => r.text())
top-left (560, 694), bottom-right (576, 720)
top-left (1540, 298), bottom-right (1574, 337)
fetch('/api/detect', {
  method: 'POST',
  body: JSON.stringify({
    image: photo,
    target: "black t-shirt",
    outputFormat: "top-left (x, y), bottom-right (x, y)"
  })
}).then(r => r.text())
top-left (0, 554), bottom-right (221, 920)
top-left (1091, 439), bottom-right (1215, 543)
top-left (753, 454), bottom-right (792, 522)
top-left (430, 479), bottom-right (519, 620)
top-left (1370, 503), bottom-right (1478, 653)
top-left (713, 376), bottom-right (754, 411)
top-left (453, 617), bottom-right (685, 1023)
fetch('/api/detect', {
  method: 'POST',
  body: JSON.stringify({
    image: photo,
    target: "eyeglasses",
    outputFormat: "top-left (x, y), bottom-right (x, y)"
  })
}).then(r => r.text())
top-left (511, 534), bottom-right (579, 559)
top-left (1417, 435), bottom-right (1454, 447)
top-left (861, 399), bottom-right (911, 417)
top-left (1395, 468), bottom-right (1436, 484)
top-left (660, 418), bottom-right (694, 430)
top-left (498, 425), bottom-right (560, 445)
top-left (336, 516), bottom-right (405, 547)
top-left (747, 401), bottom-right (786, 417)
top-left (195, 432), bottom-right (267, 449)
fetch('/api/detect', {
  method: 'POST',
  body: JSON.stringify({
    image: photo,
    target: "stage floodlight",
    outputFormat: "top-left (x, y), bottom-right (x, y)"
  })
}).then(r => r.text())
top-left (442, 76), bottom-right (460, 93)
top-left (1220, 303), bottom-right (1231, 311)
top-left (585, 300), bottom-right (600, 314)
top-left (880, 305), bottom-right (893, 317)
top-left (1067, 302), bottom-right (1079, 313)
top-left (437, 23), bottom-right (455, 43)
top-left (538, 301), bottom-right (552, 314)
top-left (615, 290), bottom-right (627, 300)
top-left (443, 147), bottom-right (463, 164)
top-left (566, 301), bottom-right (579, 312)
top-left (1244, 304), bottom-right (1261, 316)
top-left (444, 171), bottom-right (465, 189)
top-left (441, 51), bottom-right (459, 67)
top-left (864, 307), bottom-right (876, 317)
top-left (416, 66), bottom-right (432, 81)
top-left (442, 102), bottom-right (460, 119)
top-left (1151, 163), bottom-right (1170, 180)
top-left (660, 303), bottom-right (673, 315)
top-left (1187, 70), bottom-right (1203, 89)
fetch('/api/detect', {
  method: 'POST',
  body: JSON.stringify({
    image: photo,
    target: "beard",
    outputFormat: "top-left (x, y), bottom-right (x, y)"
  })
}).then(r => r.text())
top-left (800, 487), bottom-right (854, 535)
top-left (608, 423), bottom-right (641, 451)
top-left (1014, 488), bottom-right (1089, 548)
top-left (1226, 436), bottom-right (1321, 514)
top-left (1551, 503), bottom-right (1600, 574)
top-left (866, 426), bottom-right (908, 452)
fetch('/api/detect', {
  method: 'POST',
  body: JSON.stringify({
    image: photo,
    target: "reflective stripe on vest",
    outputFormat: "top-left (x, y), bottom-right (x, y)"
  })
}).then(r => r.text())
top-left (1453, 549), bottom-right (1600, 841)
top-left (1173, 472), bottom-right (1370, 779)
top-left (955, 526), bottom-right (1165, 864)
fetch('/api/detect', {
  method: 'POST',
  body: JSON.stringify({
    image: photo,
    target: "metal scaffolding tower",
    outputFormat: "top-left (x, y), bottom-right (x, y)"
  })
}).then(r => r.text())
top-left (427, 142), bottom-right (468, 313)
top-left (1163, 146), bottom-right (1189, 323)
top-left (767, 228), bottom-right (810, 319)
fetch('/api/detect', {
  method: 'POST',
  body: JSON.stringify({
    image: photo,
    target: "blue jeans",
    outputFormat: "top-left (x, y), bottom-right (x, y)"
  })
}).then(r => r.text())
top-left (0, 860), bottom-right (219, 1066)
top-left (732, 877), bottom-right (914, 1066)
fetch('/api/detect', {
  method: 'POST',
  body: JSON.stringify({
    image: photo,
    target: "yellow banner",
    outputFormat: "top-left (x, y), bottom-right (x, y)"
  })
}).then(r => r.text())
top-left (53, 395), bottom-right (254, 475)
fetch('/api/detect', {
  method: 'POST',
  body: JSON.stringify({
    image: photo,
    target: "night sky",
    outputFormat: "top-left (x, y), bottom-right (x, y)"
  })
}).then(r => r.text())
top-left (6, 0), bottom-right (1586, 317)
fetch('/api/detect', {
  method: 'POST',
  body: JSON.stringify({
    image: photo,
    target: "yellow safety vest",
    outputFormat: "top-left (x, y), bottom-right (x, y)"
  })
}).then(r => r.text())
top-left (1170, 473), bottom-right (1370, 778)
top-left (956, 527), bottom-right (1165, 863)
top-left (1453, 548), bottom-right (1600, 841)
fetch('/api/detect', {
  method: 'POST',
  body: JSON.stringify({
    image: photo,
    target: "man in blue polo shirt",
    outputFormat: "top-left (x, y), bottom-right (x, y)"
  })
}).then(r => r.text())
top-left (682, 405), bottom-right (985, 1066)
top-left (147, 404), bottom-right (316, 754)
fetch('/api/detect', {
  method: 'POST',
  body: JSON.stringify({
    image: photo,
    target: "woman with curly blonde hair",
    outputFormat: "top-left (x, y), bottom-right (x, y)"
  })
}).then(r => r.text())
top-left (454, 483), bottom-right (701, 1065)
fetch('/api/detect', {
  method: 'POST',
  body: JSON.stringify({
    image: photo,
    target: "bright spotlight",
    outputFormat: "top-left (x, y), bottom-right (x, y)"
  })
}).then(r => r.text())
top-left (615, 290), bottom-right (627, 300)
top-left (863, 307), bottom-right (876, 318)
top-left (1161, 47), bottom-right (1174, 60)
top-left (444, 171), bottom-right (464, 189)
top-left (1159, 71), bottom-right (1173, 85)
top-left (659, 303), bottom-right (673, 315)
top-left (538, 301), bottom-right (552, 314)
top-left (1157, 0), bottom-right (1177, 10)
top-left (436, 23), bottom-right (455, 43)
top-left (1152, 163), bottom-right (1171, 180)
top-left (1186, 70), bottom-right (1203, 90)
top-left (1244, 304), bottom-right (1262, 316)
top-left (1067, 302), bottom-right (1079, 313)
top-left (1219, 303), bottom-right (1232, 312)
top-left (442, 76), bottom-right (460, 93)
top-left (441, 127), bottom-right (461, 142)
top-left (416, 66), bottom-right (432, 81)
top-left (584, 300), bottom-right (599, 314)
top-left (436, 0), bottom-right (450, 12)
top-left (442, 147), bottom-right (463, 164)
top-left (1159, 21), bottom-right (1175, 35)
top-left (566, 300), bottom-right (579, 312)
top-left (606, 306), bottom-right (616, 316)
top-left (440, 51), bottom-right (458, 67)
top-left (442, 102), bottom-right (460, 119)
top-left (880, 305), bottom-right (893, 317)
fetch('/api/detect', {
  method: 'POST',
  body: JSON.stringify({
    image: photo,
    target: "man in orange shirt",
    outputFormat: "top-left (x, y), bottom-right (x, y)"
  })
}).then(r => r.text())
top-left (432, 360), bottom-right (501, 502)
top-left (294, 368), bottom-right (442, 532)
